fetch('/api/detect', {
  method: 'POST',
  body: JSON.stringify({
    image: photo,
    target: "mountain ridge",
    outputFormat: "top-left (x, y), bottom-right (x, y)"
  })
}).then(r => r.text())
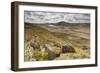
top-left (25, 21), bottom-right (90, 27)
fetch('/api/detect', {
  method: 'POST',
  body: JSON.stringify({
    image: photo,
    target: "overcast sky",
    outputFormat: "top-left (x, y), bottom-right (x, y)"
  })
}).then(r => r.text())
top-left (24, 11), bottom-right (90, 23)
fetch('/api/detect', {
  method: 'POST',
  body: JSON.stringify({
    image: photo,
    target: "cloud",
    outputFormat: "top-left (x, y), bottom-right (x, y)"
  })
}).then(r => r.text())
top-left (24, 11), bottom-right (90, 23)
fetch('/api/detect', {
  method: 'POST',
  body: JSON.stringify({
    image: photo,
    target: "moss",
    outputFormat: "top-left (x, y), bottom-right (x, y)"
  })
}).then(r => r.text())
top-left (42, 51), bottom-right (49, 60)
top-left (33, 49), bottom-right (42, 61)
top-left (33, 49), bottom-right (49, 61)
top-left (53, 47), bottom-right (61, 57)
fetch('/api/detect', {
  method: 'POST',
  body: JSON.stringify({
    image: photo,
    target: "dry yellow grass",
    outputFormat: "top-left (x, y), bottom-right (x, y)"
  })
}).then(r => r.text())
top-left (55, 46), bottom-right (90, 60)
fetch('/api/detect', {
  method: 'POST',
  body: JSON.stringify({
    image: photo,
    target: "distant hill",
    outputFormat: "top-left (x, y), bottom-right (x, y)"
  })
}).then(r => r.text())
top-left (55, 21), bottom-right (69, 26)
top-left (54, 21), bottom-right (90, 27)
top-left (25, 21), bottom-right (90, 27)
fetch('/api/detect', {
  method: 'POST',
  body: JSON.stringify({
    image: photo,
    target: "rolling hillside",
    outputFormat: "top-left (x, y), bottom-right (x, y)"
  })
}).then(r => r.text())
top-left (24, 22), bottom-right (90, 61)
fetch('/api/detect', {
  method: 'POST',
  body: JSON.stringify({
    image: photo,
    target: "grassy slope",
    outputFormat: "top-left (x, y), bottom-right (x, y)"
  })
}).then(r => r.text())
top-left (24, 23), bottom-right (64, 45)
top-left (24, 23), bottom-right (90, 61)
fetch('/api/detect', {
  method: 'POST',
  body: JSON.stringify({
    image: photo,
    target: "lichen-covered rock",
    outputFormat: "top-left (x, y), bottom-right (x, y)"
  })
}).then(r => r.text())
top-left (43, 44), bottom-right (56, 60)
top-left (61, 45), bottom-right (75, 53)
